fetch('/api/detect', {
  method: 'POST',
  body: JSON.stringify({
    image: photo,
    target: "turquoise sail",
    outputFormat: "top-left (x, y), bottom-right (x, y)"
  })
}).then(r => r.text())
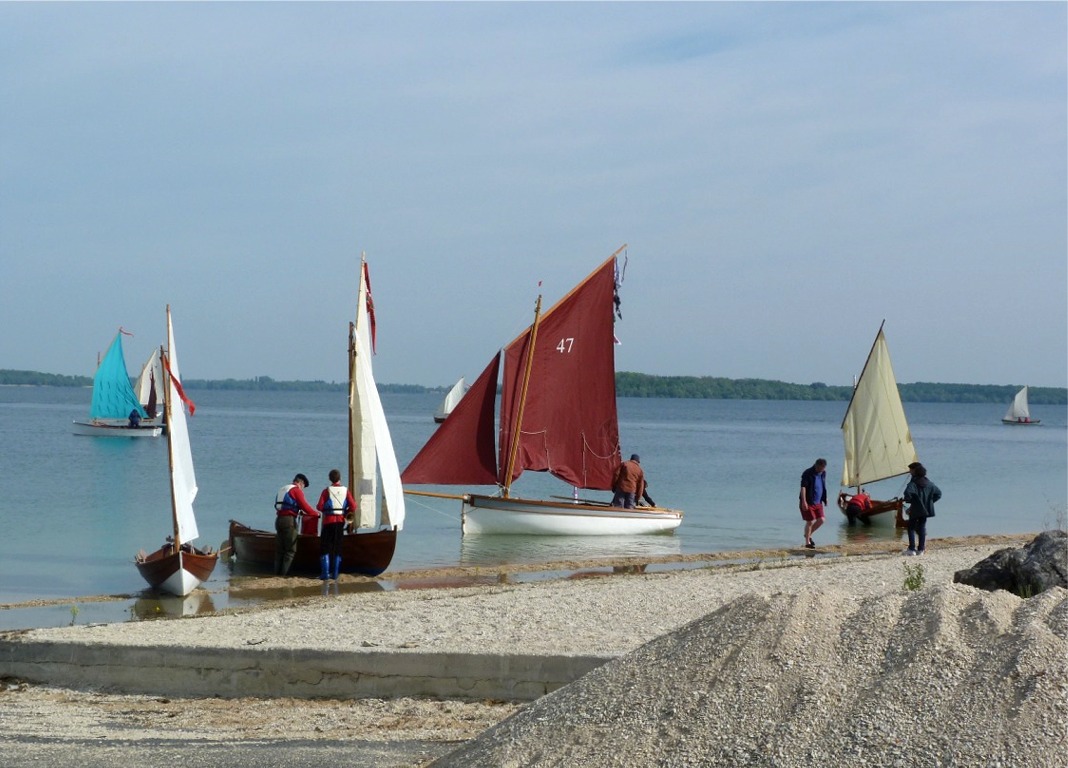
top-left (89, 332), bottom-right (146, 420)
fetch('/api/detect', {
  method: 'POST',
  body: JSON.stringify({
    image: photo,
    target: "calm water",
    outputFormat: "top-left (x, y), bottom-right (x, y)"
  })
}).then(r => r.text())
top-left (0, 387), bottom-right (1064, 628)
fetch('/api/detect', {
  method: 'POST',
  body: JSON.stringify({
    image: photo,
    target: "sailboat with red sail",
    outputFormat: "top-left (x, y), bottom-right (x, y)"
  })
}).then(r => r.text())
top-left (402, 245), bottom-right (684, 536)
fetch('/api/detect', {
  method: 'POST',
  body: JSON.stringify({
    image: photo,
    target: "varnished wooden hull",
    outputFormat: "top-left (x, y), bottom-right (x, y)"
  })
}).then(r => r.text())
top-left (135, 543), bottom-right (218, 596)
top-left (228, 519), bottom-right (397, 577)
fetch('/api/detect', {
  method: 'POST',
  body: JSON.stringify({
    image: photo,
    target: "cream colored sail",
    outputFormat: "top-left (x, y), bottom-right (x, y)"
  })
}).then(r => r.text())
top-left (840, 325), bottom-right (918, 489)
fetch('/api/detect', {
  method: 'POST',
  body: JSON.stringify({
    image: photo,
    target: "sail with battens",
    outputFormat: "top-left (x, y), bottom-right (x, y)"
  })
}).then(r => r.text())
top-left (838, 321), bottom-right (916, 525)
top-left (841, 323), bottom-right (917, 488)
top-left (402, 246), bottom-right (683, 536)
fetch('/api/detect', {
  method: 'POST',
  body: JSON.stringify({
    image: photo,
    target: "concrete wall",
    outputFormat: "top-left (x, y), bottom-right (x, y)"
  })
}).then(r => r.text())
top-left (0, 639), bottom-right (611, 702)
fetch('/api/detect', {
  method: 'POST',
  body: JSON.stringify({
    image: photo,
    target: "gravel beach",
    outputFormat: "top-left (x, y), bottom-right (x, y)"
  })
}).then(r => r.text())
top-left (1, 534), bottom-right (1064, 767)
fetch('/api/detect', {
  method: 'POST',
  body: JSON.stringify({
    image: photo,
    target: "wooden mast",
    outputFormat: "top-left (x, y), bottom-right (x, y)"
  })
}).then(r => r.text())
top-left (502, 294), bottom-right (543, 497)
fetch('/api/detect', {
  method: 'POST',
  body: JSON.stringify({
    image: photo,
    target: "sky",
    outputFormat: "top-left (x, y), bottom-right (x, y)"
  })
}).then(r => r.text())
top-left (1, 2), bottom-right (1065, 389)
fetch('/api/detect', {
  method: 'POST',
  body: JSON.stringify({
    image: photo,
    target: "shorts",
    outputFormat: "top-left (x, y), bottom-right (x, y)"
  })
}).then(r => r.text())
top-left (800, 502), bottom-right (825, 522)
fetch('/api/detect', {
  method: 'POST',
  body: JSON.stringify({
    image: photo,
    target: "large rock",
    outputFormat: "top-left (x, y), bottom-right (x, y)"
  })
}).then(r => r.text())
top-left (953, 530), bottom-right (1067, 596)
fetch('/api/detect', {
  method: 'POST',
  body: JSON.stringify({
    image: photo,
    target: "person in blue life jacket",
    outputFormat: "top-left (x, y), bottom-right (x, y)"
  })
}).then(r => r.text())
top-left (274, 473), bottom-right (320, 576)
top-left (128, 409), bottom-right (141, 428)
top-left (316, 469), bottom-right (357, 581)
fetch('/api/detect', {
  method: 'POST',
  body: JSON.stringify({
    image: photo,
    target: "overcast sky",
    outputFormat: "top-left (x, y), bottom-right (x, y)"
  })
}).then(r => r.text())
top-left (2, 2), bottom-right (1064, 389)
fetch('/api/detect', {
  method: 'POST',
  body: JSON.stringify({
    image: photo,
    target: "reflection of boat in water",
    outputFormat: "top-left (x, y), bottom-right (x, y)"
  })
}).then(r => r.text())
top-left (459, 533), bottom-right (682, 569)
top-left (72, 329), bottom-right (162, 437)
top-left (837, 322), bottom-right (917, 527)
top-left (229, 255), bottom-right (405, 576)
top-left (403, 246), bottom-right (684, 536)
top-left (1002, 386), bottom-right (1041, 425)
top-left (131, 590), bottom-right (216, 620)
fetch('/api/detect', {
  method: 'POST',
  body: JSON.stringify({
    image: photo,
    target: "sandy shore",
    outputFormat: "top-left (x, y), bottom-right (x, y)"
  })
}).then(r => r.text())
top-left (1, 533), bottom-right (1064, 767)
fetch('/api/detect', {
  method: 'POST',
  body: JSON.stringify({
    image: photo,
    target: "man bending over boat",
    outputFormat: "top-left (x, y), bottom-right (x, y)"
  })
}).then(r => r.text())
top-left (612, 454), bottom-right (650, 509)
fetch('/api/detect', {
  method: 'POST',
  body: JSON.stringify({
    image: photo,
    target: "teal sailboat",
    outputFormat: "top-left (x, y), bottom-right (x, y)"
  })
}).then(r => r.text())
top-left (72, 329), bottom-right (162, 437)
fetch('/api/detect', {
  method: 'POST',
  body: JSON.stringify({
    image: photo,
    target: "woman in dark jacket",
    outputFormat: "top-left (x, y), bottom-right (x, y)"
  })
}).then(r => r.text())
top-left (903, 462), bottom-right (942, 556)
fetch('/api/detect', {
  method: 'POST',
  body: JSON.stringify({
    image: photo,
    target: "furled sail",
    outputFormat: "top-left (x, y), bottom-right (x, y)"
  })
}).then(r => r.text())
top-left (840, 325), bottom-right (917, 489)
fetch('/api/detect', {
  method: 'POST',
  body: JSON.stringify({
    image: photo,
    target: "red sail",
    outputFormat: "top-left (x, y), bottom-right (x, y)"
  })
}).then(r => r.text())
top-left (400, 353), bottom-right (500, 485)
top-left (499, 256), bottom-right (621, 490)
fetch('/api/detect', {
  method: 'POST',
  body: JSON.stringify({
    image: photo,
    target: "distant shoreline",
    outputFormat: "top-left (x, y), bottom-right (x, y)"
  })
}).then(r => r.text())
top-left (1, 369), bottom-right (1065, 404)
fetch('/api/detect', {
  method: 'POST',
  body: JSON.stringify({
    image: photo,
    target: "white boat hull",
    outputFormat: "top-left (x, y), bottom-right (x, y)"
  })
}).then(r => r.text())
top-left (462, 494), bottom-right (683, 536)
top-left (72, 420), bottom-right (162, 437)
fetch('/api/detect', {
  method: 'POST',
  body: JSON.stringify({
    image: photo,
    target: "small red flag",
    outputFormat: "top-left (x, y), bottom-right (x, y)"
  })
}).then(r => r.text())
top-left (161, 353), bottom-right (196, 416)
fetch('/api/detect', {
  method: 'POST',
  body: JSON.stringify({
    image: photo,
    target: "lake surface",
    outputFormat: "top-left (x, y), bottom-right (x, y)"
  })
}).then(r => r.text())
top-left (0, 387), bottom-right (1064, 628)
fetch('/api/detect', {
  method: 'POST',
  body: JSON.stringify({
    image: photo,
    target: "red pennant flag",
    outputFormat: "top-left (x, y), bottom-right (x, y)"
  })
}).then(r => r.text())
top-left (363, 261), bottom-right (377, 354)
top-left (161, 353), bottom-right (196, 416)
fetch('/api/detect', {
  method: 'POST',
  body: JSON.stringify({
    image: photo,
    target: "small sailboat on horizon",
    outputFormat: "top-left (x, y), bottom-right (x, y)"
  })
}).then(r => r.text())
top-left (72, 329), bottom-right (162, 437)
top-left (1002, 386), bottom-right (1041, 425)
top-left (433, 377), bottom-right (467, 423)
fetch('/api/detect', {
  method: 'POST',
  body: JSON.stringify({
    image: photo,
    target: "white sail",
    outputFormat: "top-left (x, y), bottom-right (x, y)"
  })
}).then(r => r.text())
top-left (1004, 386), bottom-right (1031, 422)
top-left (434, 377), bottom-right (467, 421)
top-left (356, 336), bottom-right (406, 530)
top-left (165, 308), bottom-right (199, 545)
top-left (349, 258), bottom-right (406, 530)
top-left (136, 347), bottom-right (165, 410)
top-left (841, 326), bottom-right (917, 489)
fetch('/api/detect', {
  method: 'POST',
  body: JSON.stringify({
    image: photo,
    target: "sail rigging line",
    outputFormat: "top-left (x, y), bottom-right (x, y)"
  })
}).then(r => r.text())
top-left (503, 294), bottom-right (543, 497)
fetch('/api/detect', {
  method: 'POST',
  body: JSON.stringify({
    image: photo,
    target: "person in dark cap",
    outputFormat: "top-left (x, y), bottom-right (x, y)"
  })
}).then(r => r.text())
top-left (611, 453), bottom-right (650, 509)
top-left (903, 462), bottom-right (941, 556)
top-left (274, 473), bottom-right (320, 576)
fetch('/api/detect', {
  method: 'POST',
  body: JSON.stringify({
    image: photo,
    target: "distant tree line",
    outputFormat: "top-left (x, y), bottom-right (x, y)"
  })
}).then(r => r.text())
top-left (1, 368), bottom-right (1064, 404)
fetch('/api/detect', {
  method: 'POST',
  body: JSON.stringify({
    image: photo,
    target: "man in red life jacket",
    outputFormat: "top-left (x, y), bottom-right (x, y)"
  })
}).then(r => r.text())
top-left (844, 489), bottom-right (873, 522)
top-left (317, 469), bottom-right (357, 581)
top-left (274, 473), bottom-right (319, 576)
